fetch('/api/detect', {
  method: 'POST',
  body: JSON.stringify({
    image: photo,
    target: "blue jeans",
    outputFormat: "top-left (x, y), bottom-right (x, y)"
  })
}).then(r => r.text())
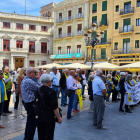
top-left (73, 94), bottom-right (78, 110)
top-left (106, 91), bottom-right (111, 102)
top-left (52, 86), bottom-right (60, 98)
top-left (0, 102), bottom-right (4, 120)
top-left (82, 85), bottom-right (85, 96)
top-left (61, 89), bottom-right (67, 105)
top-left (67, 91), bottom-right (75, 119)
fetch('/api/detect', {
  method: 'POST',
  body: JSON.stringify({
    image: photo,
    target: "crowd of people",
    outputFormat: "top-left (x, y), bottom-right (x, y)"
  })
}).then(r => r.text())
top-left (0, 65), bottom-right (140, 139)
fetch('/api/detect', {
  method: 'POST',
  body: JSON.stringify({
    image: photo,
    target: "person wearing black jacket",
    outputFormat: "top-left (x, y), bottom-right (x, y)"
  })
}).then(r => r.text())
top-left (35, 74), bottom-right (62, 140)
top-left (60, 69), bottom-right (69, 107)
top-left (112, 71), bottom-right (118, 102)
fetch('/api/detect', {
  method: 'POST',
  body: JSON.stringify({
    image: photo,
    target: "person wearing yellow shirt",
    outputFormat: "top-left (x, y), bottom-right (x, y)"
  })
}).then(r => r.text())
top-left (0, 70), bottom-right (8, 128)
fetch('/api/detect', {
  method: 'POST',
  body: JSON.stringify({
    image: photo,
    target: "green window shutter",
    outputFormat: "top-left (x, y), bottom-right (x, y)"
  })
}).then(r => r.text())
top-left (92, 3), bottom-right (97, 11)
top-left (101, 14), bottom-right (107, 26)
top-left (92, 16), bottom-right (97, 23)
top-left (124, 1), bottom-right (131, 5)
top-left (123, 18), bottom-right (131, 26)
top-left (101, 48), bottom-right (106, 59)
top-left (101, 30), bottom-right (107, 43)
top-left (102, 1), bottom-right (107, 11)
top-left (123, 38), bottom-right (130, 43)
top-left (135, 40), bottom-right (139, 48)
top-left (115, 22), bottom-right (119, 29)
top-left (92, 32), bottom-right (97, 38)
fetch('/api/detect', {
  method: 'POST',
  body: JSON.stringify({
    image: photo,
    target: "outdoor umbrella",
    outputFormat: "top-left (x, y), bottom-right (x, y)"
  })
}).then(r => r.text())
top-left (35, 63), bottom-right (63, 69)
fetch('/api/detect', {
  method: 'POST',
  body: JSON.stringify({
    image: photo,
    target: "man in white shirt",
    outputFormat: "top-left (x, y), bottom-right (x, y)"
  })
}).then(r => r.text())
top-left (67, 70), bottom-right (77, 120)
top-left (92, 69), bottom-right (107, 130)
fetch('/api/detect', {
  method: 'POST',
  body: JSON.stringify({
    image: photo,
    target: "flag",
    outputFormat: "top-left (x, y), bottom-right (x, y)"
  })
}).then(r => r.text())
top-left (77, 89), bottom-right (83, 110)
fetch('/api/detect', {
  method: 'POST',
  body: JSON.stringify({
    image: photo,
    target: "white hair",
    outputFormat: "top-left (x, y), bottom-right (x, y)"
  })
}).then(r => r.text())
top-left (26, 67), bottom-right (34, 75)
top-left (52, 66), bottom-right (57, 71)
top-left (116, 71), bottom-right (120, 74)
top-left (40, 74), bottom-right (53, 85)
top-left (120, 72), bottom-right (126, 76)
top-left (96, 69), bottom-right (102, 76)
top-left (17, 68), bottom-right (21, 72)
top-left (107, 74), bottom-right (111, 78)
top-left (132, 74), bottom-right (137, 78)
top-left (76, 68), bottom-right (80, 72)
top-left (89, 74), bottom-right (94, 79)
top-left (138, 75), bottom-right (140, 79)
top-left (63, 68), bottom-right (68, 73)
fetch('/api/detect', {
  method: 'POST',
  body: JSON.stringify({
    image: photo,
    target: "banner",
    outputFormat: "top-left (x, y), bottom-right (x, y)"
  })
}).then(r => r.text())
top-left (77, 89), bottom-right (83, 110)
top-left (124, 82), bottom-right (140, 105)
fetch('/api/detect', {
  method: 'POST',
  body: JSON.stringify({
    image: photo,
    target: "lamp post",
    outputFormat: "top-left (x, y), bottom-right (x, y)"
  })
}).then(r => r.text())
top-left (84, 23), bottom-right (104, 72)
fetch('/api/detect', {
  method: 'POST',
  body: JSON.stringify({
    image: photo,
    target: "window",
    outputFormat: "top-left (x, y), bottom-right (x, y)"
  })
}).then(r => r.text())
top-left (114, 42), bottom-right (118, 50)
top-left (3, 59), bottom-right (9, 67)
top-left (41, 42), bottom-right (47, 53)
top-left (59, 13), bottom-right (62, 19)
top-left (3, 40), bottom-right (10, 51)
top-left (3, 22), bottom-right (10, 28)
top-left (58, 28), bottom-right (62, 35)
top-left (92, 16), bottom-right (97, 24)
top-left (29, 61), bottom-right (35, 67)
top-left (67, 46), bottom-right (71, 54)
top-left (92, 3), bottom-right (97, 13)
top-left (67, 26), bottom-right (71, 34)
top-left (29, 25), bottom-right (36, 30)
top-left (115, 22), bottom-right (119, 29)
top-left (101, 30), bottom-right (107, 44)
top-left (68, 10), bottom-right (72, 17)
top-left (136, 19), bottom-right (140, 26)
top-left (41, 26), bottom-right (48, 32)
top-left (123, 38), bottom-right (130, 53)
top-left (116, 5), bottom-right (119, 12)
top-left (77, 24), bottom-right (82, 31)
top-left (101, 48), bottom-right (106, 59)
top-left (137, 0), bottom-right (140, 7)
top-left (41, 61), bottom-right (47, 65)
top-left (124, 2), bottom-right (131, 13)
top-left (78, 8), bottom-right (82, 14)
top-left (135, 40), bottom-right (139, 48)
top-left (101, 14), bottom-right (107, 26)
top-left (123, 18), bottom-right (131, 32)
top-left (77, 45), bottom-right (81, 53)
top-left (16, 41), bottom-right (23, 48)
top-left (16, 23), bottom-right (23, 29)
top-left (29, 41), bottom-right (35, 53)
top-left (102, 1), bottom-right (107, 11)
top-left (58, 47), bottom-right (61, 54)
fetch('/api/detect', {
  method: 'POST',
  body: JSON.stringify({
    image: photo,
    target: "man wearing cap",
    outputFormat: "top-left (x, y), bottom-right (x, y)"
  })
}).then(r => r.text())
top-left (50, 66), bottom-right (60, 98)
top-left (0, 70), bottom-right (8, 128)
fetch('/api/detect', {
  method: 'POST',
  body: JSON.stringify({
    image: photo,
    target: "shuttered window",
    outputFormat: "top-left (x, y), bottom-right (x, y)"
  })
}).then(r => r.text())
top-left (102, 1), bottom-right (107, 11)
top-left (101, 14), bottom-right (107, 26)
top-left (114, 42), bottom-right (118, 50)
top-left (92, 3), bottom-right (97, 13)
top-left (101, 48), bottom-right (106, 59)
top-left (101, 30), bottom-right (107, 43)
top-left (135, 40), bottom-right (139, 48)
top-left (92, 16), bottom-right (97, 24)
top-left (77, 24), bottom-right (82, 31)
top-left (68, 26), bottom-right (71, 33)
top-left (92, 32), bottom-right (97, 38)
top-left (123, 38), bottom-right (130, 43)
top-left (115, 22), bottom-right (119, 29)
top-left (123, 18), bottom-right (131, 26)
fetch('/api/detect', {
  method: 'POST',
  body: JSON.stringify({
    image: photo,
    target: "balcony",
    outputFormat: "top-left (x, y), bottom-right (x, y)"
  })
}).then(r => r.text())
top-left (95, 39), bottom-right (111, 47)
top-left (55, 34), bottom-right (63, 41)
top-left (112, 48), bottom-right (140, 56)
top-left (119, 25), bottom-right (134, 35)
top-left (64, 33), bottom-right (73, 39)
top-left (74, 31), bottom-right (83, 38)
top-left (120, 7), bottom-right (134, 16)
top-left (99, 20), bottom-right (108, 28)
top-left (65, 16), bottom-right (73, 23)
top-left (75, 13), bottom-right (84, 21)
top-left (56, 18), bottom-right (63, 25)
top-left (10, 48), bottom-right (28, 53)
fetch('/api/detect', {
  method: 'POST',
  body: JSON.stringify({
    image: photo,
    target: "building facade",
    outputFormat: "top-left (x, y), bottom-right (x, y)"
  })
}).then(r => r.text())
top-left (48, 0), bottom-right (89, 65)
top-left (88, 0), bottom-right (140, 66)
top-left (0, 11), bottom-right (53, 70)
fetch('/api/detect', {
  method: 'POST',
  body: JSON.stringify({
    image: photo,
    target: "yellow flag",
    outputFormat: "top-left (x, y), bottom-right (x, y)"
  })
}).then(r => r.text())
top-left (77, 89), bottom-right (83, 110)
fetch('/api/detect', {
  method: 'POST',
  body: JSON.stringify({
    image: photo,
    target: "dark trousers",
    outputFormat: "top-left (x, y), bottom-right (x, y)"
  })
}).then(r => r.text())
top-left (0, 102), bottom-right (4, 120)
top-left (3, 90), bottom-right (11, 112)
top-left (112, 89), bottom-right (118, 102)
top-left (14, 95), bottom-right (19, 109)
top-left (119, 93), bottom-right (128, 111)
top-left (24, 101), bottom-right (36, 140)
top-left (37, 122), bottom-right (55, 140)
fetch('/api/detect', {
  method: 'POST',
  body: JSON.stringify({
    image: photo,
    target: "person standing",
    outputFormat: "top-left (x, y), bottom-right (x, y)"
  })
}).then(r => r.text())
top-left (50, 67), bottom-right (60, 98)
top-left (92, 69), bottom-right (107, 130)
top-left (0, 70), bottom-right (8, 128)
top-left (82, 71), bottom-right (86, 98)
top-left (131, 74), bottom-right (138, 85)
top-left (67, 70), bottom-right (77, 120)
top-left (21, 67), bottom-right (40, 140)
top-left (2, 66), bottom-right (12, 116)
top-left (60, 69), bottom-right (69, 107)
top-left (35, 74), bottom-right (62, 140)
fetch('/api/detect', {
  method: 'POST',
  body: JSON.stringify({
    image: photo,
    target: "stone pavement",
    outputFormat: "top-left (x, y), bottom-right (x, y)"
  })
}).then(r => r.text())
top-left (1, 90), bottom-right (140, 140)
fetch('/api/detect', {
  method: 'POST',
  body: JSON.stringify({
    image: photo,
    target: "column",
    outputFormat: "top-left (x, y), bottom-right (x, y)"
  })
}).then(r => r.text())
top-left (11, 56), bottom-right (14, 70)
top-left (24, 57), bottom-right (28, 68)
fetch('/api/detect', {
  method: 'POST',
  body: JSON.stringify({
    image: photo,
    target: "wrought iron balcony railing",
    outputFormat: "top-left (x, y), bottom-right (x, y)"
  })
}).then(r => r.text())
top-left (75, 13), bottom-right (84, 19)
top-left (56, 18), bottom-right (63, 23)
top-left (63, 33), bottom-right (73, 38)
top-left (119, 25), bottom-right (134, 33)
top-left (120, 7), bottom-right (134, 15)
top-left (65, 16), bottom-right (73, 21)
top-left (55, 34), bottom-right (63, 39)
top-left (112, 48), bottom-right (140, 54)
top-left (74, 30), bottom-right (83, 36)
top-left (99, 20), bottom-right (108, 27)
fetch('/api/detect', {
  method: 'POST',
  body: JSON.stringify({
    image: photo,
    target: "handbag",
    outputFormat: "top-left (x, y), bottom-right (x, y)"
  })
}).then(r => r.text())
top-left (37, 88), bottom-right (62, 122)
top-left (65, 89), bottom-right (71, 97)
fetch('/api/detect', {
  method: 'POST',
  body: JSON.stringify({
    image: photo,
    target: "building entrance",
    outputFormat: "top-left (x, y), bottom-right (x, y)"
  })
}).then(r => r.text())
top-left (15, 58), bottom-right (24, 70)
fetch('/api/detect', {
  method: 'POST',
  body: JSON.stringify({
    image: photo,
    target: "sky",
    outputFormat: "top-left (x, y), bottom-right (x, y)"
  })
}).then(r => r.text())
top-left (0, 0), bottom-right (62, 16)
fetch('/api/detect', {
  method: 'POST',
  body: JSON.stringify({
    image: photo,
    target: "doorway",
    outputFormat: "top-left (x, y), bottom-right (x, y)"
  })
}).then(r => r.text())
top-left (15, 58), bottom-right (24, 70)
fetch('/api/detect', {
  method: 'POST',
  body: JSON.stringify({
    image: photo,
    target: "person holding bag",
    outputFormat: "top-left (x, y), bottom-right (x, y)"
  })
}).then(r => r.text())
top-left (35, 74), bottom-right (62, 140)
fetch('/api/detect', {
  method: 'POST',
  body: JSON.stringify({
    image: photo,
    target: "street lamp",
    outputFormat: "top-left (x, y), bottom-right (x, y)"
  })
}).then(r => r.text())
top-left (84, 23), bottom-right (104, 72)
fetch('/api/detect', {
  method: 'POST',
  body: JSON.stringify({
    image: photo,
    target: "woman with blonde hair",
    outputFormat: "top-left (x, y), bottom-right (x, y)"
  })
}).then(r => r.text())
top-left (17, 67), bottom-right (26, 119)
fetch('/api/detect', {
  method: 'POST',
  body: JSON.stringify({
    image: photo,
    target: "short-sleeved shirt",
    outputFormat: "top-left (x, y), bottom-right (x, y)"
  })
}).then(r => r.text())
top-left (92, 76), bottom-right (106, 96)
top-left (50, 72), bottom-right (60, 86)
top-left (0, 80), bottom-right (5, 102)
